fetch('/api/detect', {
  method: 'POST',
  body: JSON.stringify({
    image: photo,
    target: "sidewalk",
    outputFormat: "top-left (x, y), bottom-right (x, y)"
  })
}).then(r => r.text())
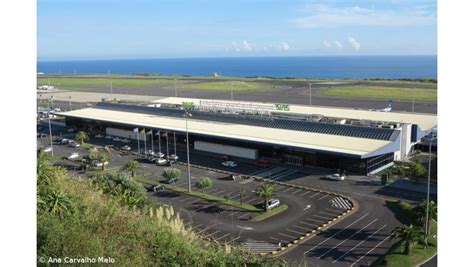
top-left (387, 179), bottom-right (437, 195)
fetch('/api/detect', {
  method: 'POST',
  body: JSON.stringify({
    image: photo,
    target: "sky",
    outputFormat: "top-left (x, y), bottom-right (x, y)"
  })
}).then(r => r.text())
top-left (37, 0), bottom-right (437, 60)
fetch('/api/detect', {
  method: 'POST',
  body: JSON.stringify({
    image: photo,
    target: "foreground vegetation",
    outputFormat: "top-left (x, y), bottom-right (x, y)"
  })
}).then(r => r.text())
top-left (317, 86), bottom-right (437, 101)
top-left (376, 200), bottom-right (437, 267)
top-left (37, 151), bottom-right (286, 266)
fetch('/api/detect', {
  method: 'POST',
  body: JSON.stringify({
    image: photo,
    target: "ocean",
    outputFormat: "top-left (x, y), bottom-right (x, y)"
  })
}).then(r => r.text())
top-left (37, 55), bottom-right (437, 79)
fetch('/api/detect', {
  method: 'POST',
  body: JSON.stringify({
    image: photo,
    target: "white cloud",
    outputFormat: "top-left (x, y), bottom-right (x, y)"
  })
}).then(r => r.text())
top-left (323, 40), bottom-right (332, 48)
top-left (333, 41), bottom-right (342, 49)
top-left (232, 41), bottom-right (241, 52)
top-left (347, 36), bottom-right (360, 51)
top-left (242, 40), bottom-right (252, 51)
top-left (281, 42), bottom-right (290, 51)
top-left (294, 4), bottom-right (436, 28)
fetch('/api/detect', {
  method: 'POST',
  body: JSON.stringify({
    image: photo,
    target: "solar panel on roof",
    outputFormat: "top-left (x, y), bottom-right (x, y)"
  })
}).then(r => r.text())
top-left (94, 102), bottom-right (395, 141)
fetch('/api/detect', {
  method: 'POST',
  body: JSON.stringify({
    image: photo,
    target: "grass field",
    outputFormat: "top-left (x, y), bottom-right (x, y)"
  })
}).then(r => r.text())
top-left (317, 86), bottom-right (437, 101)
top-left (37, 77), bottom-right (175, 89)
top-left (177, 81), bottom-right (272, 91)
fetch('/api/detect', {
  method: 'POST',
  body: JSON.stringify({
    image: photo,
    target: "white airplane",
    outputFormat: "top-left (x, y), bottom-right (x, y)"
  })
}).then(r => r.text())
top-left (371, 100), bottom-right (392, 112)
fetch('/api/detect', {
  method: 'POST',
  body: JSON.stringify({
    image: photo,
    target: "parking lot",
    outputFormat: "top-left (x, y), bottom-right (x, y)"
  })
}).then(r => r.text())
top-left (37, 122), bottom-right (356, 256)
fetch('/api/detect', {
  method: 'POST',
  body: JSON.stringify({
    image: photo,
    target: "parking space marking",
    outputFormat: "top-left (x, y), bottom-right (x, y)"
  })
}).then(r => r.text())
top-left (318, 194), bottom-right (330, 200)
top-left (286, 228), bottom-right (306, 235)
top-left (309, 192), bottom-right (321, 198)
top-left (278, 232), bottom-right (296, 239)
top-left (326, 207), bottom-right (345, 214)
top-left (306, 218), bottom-right (324, 223)
top-left (216, 233), bottom-right (231, 241)
top-left (320, 211), bottom-right (341, 217)
top-left (178, 197), bottom-right (195, 203)
top-left (317, 218), bottom-right (378, 259)
top-left (350, 235), bottom-right (391, 267)
top-left (312, 214), bottom-right (332, 220)
top-left (300, 190), bottom-right (313, 197)
top-left (282, 187), bottom-right (294, 193)
top-left (270, 236), bottom-right (290, 242)
top-left (208, 229), bottom-right (222, 237)
top-left (290, 189), bottom-right (303, 195)
top-left (213, 190), bottom-right (227, 196)
top-left (332, 224), bottom-right (387, 263)
top-left (299, 221), bottom-right (317, 227)
top-left (246, 197), bottom-right (261, 204)
top-left (206, 188), bottom-right (219, 194)
top-left (293, 224), bottom-right (311, 231)
top-left (229, 236), bottom-right (241, 243)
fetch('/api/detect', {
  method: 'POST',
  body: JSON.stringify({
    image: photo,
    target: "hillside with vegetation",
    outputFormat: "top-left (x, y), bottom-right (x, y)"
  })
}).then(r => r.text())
top-left (36, 151), bottom-right (286, 266)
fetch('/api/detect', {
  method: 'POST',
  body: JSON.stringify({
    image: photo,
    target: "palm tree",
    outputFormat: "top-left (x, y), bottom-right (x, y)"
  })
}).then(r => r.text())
top-left (75, 131), bottom-right (89, 145)
top-left (390, 224), bottom-right (424, 255)
top-left (255, 184), bottom-right (274, 211)
top-left (412, 200), bottom-right (437, 235)
top-left (44, 189), bottom-right (73, 216)
top-left (195, 177), bottom-right (213, 194)
top-left (162, 168), bottom-right (181, 183)
top-left (97, 153), bottom-right (109, 171)
top-left (125, 160), bottom-right (140, 178)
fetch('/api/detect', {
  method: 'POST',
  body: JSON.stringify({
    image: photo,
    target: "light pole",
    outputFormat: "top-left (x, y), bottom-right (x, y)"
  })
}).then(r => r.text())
top-left (231, 81), bottom-right (234, 101)
top-left (424, 137), bottom-right (433, 246)
top-left (174, 78), bottom-right (177, 97)
top-left (69, 96), bottom-right (72, 111)
top-left (185, 111), bottom-right (192, 193)
top-left (412, 87), bottom-right (415, 113)
top-left (48, 114), bottom-right (54, 156)
top-left (173, 132), bottom-right (177, 156)
top-left (150, 130), bottom-right (154, 152)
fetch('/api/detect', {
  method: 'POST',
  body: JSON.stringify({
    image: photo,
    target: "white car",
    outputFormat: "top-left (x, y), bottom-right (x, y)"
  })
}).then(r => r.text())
top-left (168, 154), bottom-right (179, 161)
top-left (156, 158), bottom-right (168, 165)
top-left (112, 137), bottom-right (121, 142)
top-left (42, 146), bottom-right (52, 153)
top-left (268, 198), bottom-right (280, 210)
top-left (156, 152), bottom-right (165, 158)
top-left (120, 138), bottom-right (130, 143)
top-left (222, 161), bottom-right (237, 168)
top-left (94, 134), bottom-right (104, 138)
top-left (145, 150), bottom-right (156, 156)
top-left (121, 145), bottom-right (131, 151)
top-left (61, 138), bottom-right (70, 144)
top-left (105, 135), bottom-right (113, 139)
top-left (325, 173), bottom-right (346, 181)
top-left (91, 160), bottom-right (109, 168)
top-left (67, 152), bottom-right (79, 160)
top-left (69, 141), bottom-right (80, 148)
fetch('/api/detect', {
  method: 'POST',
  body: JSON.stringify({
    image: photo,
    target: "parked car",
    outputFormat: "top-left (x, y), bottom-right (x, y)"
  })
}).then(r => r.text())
top-left (67, 128), bottom-right (75, 133)
top-left (156, 152), bottom-right (165, 158)
top-left (112, 137), bottom-right (121, 142)
top-left (94, 134), bottom-right (104, 138)
top-left (39, 133), bottom-right (48, 138)
top-left (267, 198), bottom-right (281, 210)
top-left (69, 141), bottom-right (80, 148)
top-left (229, 174), bottom-right (241, 180)
top-left (222, 161), bottom-right (237, 168)
top-left (256, 159), bottom-right (270, 168)
top-left (105, 135), bottom-right (113, 139)
top-left (167, 154), bottom-right (179, 161)
top-left (146, 156), bottom-right (158, 163)
top-left (91, 160), bottom-right (109, 168)
top-left (167, 178), bottom-right (178, 184)
top-left (121, 145), bottom-right (131, 151)
top-left (67, 152), bottom-right (79, 160)
top-left (61, 138), bottom-right (70, 144)
top-left (156, 158), bottom-right (168, 166)
top-left (325, 173), bottom-right (346, 181)
top-left (145, 150), bottom-right (156, 156)
top-left (152, 184), bottom-right (164, 192)
top-left (120, 138), bottom-right (130, 143)
top-left (42, 146), bottom-right (52, 153)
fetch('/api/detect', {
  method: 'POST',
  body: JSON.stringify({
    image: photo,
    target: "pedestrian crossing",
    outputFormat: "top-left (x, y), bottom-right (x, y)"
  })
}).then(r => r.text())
top-left (330, 197), bottom-right (352, 210)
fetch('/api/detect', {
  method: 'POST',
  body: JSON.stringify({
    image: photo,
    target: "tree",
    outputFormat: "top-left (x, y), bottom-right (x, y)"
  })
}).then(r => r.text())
top-left (195, 177), bottom-right (213, 194)
top-left (390, 224), bottom-right (424, 255)
top-left (125, 160), bottom-right (140, 178)
top-left (97, 153), bottom-right (109, 171)
top-left (92, 172), bottom-right (148, 207)
top-left (75, 131), bottom-right (89, 145)
top-left (412, 200), bottom-right (437, 236)
top-left (408, 160), bottom-right (427, 183)
top-left (255, 184), bottom-right (274, 211)
top-left (162, 168), bottom-right (181, 183)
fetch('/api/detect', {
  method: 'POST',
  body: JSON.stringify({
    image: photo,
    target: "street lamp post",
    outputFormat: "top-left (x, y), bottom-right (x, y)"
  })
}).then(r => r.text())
top-left (424, 138), bottom-right (433, 246)
top-left (185, 111), bottom-right (192, 193)
top-left (48, 114), bottom-right (54, 157)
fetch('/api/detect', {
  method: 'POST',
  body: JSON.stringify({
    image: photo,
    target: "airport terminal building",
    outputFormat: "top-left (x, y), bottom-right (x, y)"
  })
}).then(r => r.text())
top-left (58, 97), bottom-right (437, 175)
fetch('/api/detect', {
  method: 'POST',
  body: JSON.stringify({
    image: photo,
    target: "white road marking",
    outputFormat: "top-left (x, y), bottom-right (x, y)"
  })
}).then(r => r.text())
top-left (237, 225), bottom-right (254, 230)
top-left (318, 194), bottom-right (330, 200)
top-left (293, 225), bottom-right (311, 231)
top-left (317, 218), bottom-right (378, 259)
top-left (306, 218), bottom-right (324, 223)
top-left (286, 228), bottom-right (306, 235)
top-left (237, 213), bottom-right (251, 220)
top-left (333, 224), bottom-right (387, 263)
top-left (320, 211), bottom-right (340, 216)
top-left (282, 187), bottom-right (294, 193)
top-left (216, 232), bottom-right (231, 241)
top-left (312, 214), bottom-right (333, 220)
top-left (303, 213), bottom-right (370, 255)
top-left (208, 229), bottom-right (222, 236)
top-left (350, 235), bottom-right (392, 267)
top-left (299, 221), bottom-right (317, 227)
top-left (309, 192), bottom-right (321, 198)
top-left (178, 197), bottom-right (195, 203)
top-left (300, 191), bottom-right (313, 197)
top-left (304, 205), bottom-right (312, 211)
top-left (278, 232), bottom-right (296, 239)
top-left (291, 189), bottom-right (302, 194)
